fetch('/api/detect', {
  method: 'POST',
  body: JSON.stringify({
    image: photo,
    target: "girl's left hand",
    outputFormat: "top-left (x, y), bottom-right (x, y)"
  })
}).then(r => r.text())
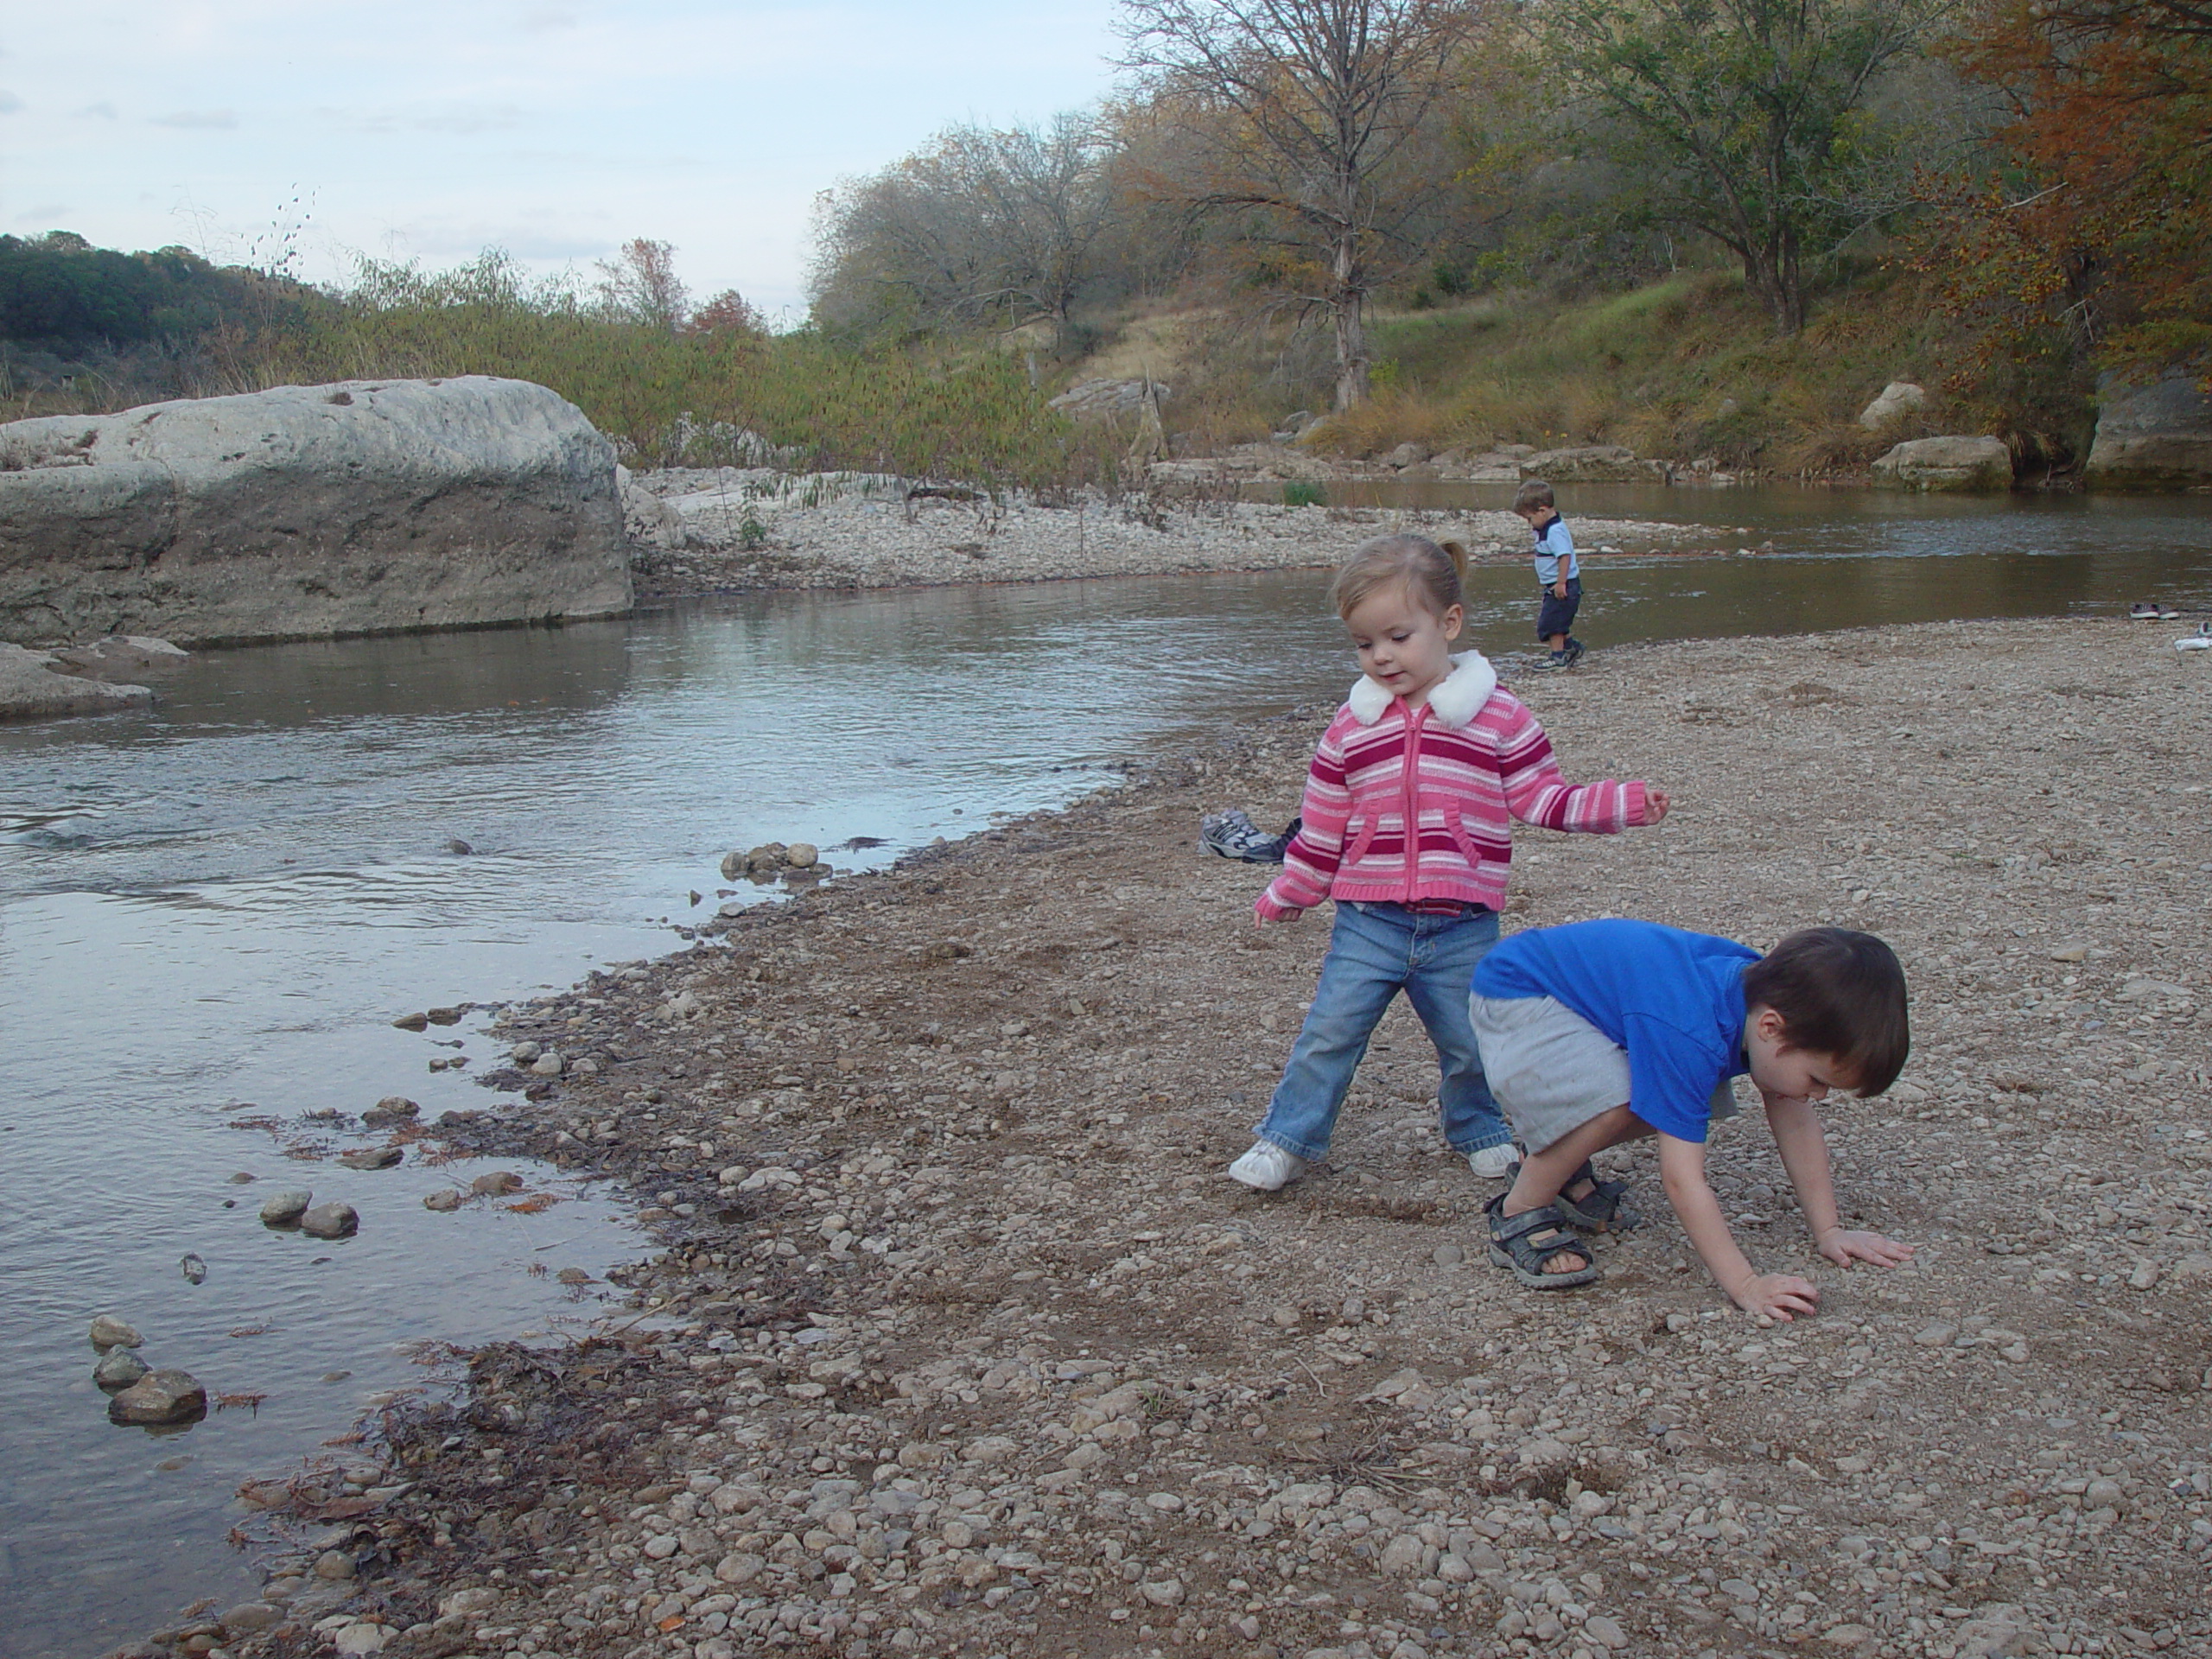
top-left (1644, 787), bottom-right (1670, 823)
top-left (1818, 1229), bottom-right (1914, 1268)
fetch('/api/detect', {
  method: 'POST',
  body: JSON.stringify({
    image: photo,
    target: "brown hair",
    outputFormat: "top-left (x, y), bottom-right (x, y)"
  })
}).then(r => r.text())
top-left (1513, 479), bottom-right (1555, 513)
top-left (1743, 928), bottom-right (1910, 1096)
top-left (1327, 533), bottom-right (1468, 620)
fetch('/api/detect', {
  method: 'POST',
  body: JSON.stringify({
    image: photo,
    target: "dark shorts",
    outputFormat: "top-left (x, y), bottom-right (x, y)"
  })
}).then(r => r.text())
top-left (1536, 578), bottom-right (1582, 639)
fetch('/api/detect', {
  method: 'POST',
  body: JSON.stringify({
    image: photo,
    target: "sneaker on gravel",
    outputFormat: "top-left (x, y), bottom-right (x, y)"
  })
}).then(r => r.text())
top-left (1465, 1142), bottom-right (1520, 1180)
top-left (1562, 639), bottom-right (1586, 668)
top-left (1534, 651), bottom-right (1569, 671)
top-left (1202, 809), bottom-right (1296, 863)
top-left (1229, 1141), bottom-right (1306, 1190)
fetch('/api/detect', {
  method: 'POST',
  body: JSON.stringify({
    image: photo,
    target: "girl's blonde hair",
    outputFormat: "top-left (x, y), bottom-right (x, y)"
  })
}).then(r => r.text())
top-left (1327, 533), bottom-right (1469, 620)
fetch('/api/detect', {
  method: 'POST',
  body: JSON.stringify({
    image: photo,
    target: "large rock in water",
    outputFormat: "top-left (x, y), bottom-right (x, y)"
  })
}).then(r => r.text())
top-left (0, 641), bottom-right (153, 720)
top-left (0, 377), bottom-right (631, 647)
top-left (1870, 435), bottom-right (2012, 492)
top-left (2085, 373), bottom-right (2212, 487)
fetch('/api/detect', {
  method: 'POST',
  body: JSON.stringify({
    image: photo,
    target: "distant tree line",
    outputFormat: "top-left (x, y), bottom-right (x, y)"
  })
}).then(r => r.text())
top-left (809, 0), bottom-right (2207, 406)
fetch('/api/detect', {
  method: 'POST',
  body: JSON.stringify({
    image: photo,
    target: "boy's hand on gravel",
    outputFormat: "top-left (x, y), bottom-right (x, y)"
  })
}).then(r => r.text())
top-left (1732, 1273), bottom-right (1820, 1321)
top-left (1818, 1229), bottom-right (1914, 1269)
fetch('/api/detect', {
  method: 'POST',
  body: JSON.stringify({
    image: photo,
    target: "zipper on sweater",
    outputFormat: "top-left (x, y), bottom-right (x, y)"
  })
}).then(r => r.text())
top-left (1400, 703), bottom-right (1426, 904)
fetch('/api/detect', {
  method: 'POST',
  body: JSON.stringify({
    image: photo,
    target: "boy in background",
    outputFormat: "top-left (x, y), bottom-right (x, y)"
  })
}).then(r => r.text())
top-left (1513, 479), bottom-right (1582, 671)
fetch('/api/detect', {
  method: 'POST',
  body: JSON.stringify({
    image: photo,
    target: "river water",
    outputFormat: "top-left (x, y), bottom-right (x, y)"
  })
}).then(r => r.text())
top-left (3, 486), bottom-right (2209, 1656)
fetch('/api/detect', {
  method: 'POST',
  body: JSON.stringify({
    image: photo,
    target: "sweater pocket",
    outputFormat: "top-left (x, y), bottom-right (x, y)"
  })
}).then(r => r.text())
top-left (1341, 812), bottom-right (1377, 869)
top-left (1443, 800), bottom-right (1488, 871)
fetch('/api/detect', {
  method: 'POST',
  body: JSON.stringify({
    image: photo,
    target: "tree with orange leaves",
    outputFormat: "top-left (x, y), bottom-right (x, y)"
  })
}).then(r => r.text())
top-left (1937, 0), bottom-right (2212, 378)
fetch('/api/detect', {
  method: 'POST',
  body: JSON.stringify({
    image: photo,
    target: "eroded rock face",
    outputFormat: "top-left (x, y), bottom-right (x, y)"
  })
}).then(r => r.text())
top-left (1517, 444), bottom-right (1668, 482)
top-left (0, 377), bottom-right (631, 647)
top-left (2086, 373), bottom-right (2212, 488)
top-left (1870, 435), bottom-right (2013, 492)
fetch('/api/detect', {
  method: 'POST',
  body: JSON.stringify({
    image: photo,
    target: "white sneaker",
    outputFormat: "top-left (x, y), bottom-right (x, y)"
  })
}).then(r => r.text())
top-left (1465, 1143), bottom-right (1520, 1180)
top-left (1229, 1141), bottom-right (1306, 1191)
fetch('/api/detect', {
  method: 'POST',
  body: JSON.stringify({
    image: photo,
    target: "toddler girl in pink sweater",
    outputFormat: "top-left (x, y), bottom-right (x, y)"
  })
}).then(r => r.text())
top-left (1230, 534), bottom-right (1669, 1192)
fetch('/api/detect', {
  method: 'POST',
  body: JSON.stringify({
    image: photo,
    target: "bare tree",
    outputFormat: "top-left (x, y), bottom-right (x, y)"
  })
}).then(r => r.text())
top-left (1118, 0), bottom-right (1484, 408)
top-left (810, 113), bottom-right (1120, 347)
top-left (594, 237), bottom-right (690, 332)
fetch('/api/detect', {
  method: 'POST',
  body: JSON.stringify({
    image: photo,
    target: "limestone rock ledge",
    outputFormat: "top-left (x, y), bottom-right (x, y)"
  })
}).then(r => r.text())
top-left (0, 641), bottom-right (152, 721)
top-left (0, 377), bottom-right (632, 647)
top-left (2086, 373), bottom-right (2212, 488)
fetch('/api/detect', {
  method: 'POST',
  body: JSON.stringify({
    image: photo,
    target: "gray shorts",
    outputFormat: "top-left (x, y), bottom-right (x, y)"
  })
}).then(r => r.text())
top-left (1470, 993), bottom-right (1737, 1153)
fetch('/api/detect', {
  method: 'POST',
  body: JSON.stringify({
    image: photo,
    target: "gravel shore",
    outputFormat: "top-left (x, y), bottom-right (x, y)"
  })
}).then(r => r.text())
top-left (621, 471), bottom-right (1713, 598)
top-left (162, 617), bottom-right (2210, 1659)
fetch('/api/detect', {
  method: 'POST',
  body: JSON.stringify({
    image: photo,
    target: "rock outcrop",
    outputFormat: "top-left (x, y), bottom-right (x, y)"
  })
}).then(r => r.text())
top-left (1870, 435), bottom-right (2013, 492)
top-left (2085, 373), bottom-right (2212, 488)
top-left (1517, 444), bottom-right (1669, 483)
top-left (0, 377), bottom-right (632, 648)
top-left (1859, 380), bottom-right (1928, 429)
top-left (1048, 379), bottom-right (1171, 421)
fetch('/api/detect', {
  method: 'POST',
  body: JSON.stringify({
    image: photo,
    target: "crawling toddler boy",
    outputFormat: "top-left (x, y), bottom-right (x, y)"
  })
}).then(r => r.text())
top-left (1468, 920), bottom-right (1914, 1318)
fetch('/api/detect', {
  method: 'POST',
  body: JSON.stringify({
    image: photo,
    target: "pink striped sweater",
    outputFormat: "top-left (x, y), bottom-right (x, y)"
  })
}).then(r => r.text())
top-left (1256, 652), bottom-right (1653, 921)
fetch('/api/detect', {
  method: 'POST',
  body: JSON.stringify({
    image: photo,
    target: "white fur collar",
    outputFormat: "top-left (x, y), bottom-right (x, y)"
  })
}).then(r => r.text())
top-left (1347, 650), bottom-right (1497, 728)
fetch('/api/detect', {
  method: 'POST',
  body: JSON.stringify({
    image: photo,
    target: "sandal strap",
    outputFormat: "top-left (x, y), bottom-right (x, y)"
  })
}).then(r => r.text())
top-left (1489, 1198), bottom-right (1580, 1246)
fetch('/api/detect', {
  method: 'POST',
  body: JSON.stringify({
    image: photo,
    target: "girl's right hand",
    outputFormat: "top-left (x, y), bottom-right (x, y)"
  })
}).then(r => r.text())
top-left (1644, 787), bottom-right (1670, 823)
top-left (1732, 1272), bottom-right (1820, 1321)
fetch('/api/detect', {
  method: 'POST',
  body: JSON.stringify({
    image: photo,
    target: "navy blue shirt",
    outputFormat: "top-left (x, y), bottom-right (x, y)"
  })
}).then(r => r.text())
top-left (1473, 919), bottom-right (1755, 1141)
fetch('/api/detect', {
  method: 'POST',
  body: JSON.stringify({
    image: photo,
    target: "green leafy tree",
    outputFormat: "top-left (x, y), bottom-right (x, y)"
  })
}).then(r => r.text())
top-left (1542, 0), bottom-right (1954, 334)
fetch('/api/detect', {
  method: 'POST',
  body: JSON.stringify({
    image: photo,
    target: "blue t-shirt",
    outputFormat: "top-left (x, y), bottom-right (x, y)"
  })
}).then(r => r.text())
top-left (1472, 919), bottom-right (1755, 1141)
top-left (1531, 515), bottom-right (1578, 585)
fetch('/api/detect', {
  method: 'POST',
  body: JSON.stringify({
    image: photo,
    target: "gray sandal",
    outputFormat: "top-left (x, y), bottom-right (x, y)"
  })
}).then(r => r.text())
top-left (1485, 1195), bottom-right (1600, 1289)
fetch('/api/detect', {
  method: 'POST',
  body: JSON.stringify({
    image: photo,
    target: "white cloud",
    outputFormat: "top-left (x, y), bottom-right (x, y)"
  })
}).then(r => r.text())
top-left (151, 109), bottom-right (238, 130)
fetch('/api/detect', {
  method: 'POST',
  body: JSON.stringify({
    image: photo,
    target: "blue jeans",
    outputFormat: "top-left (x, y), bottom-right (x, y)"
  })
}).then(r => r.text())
top-left (1253, 900), bottom-right (1511, 1162)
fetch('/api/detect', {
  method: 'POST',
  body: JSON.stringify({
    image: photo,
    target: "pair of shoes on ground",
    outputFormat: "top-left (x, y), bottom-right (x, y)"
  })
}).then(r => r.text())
top-left (1485, 1158), bottom-right (1637, 1289)
top-left (1228, 1138), bottom-right (1521, 1192)
top-left (1200, 808), bottom-right (1298, 863)
top-left (2130, 601), bottom-right (2186, 620)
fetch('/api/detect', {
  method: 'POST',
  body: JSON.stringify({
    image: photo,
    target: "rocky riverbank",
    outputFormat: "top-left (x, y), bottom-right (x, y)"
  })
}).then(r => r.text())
top-left (619, 471), bottom-right (1718, 600)
top-left (130, 618), bottom-right (2209, 1659)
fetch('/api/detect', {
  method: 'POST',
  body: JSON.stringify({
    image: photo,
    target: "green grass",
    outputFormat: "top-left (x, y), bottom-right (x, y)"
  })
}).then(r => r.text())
top-left (1284, 267), bottom-right (2095, 474)
top-left (250, 260), bottom-right (1122, 493)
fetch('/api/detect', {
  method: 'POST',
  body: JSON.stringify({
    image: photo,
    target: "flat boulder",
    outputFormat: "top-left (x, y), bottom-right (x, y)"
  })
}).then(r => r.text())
top-left (1518, 444), bottom-right (1665, 482)
top-left (0, 642), bottom-right (151, 721)
top-left (1870, 435), bottom-right (2012, 492)
top-left (0, 377), bottom-right (631, 648)
top-left (1048, 378), bottom-right (1170, 421)
top-left (2085, 372), bottom-right (2212, 488)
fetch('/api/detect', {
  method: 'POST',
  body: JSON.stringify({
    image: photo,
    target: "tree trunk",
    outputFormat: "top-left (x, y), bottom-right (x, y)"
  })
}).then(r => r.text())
top-left (1332, 226), bottom-right (1370, 410)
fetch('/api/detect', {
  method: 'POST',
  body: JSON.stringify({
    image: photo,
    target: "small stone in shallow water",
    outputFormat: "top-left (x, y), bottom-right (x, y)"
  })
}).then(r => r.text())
top-left (391, 1012), bottom-right (429, 1032)
top-left (531, 1051), bottom-right (564, 1076)
top-left (363, 1096), bottom-right (420, 1124)
top-left (95, 1350), bottom-right (151, 1390)
top-left (471, 1171), bottom-right (524, 1196)
top-left (258, 1190), bottom-right (312, 1226)
top-left (89, 1314), bottom-right (143, 1350)
top-left (108, 1368), bottom-right (207, 1425)
top-left (423, 1189), bottom-right (464, 1211)
top-left (425, 1006), bottom-right (466, 1026)
top-left (226, 1172), bottom-right (256, 1185)
top-left (314, 1548), bottom-right (357, 1580)
top-left (556, 1267), bottom-right (591, 1285)
top-left (337, 1147), bottom-right (403, 1170)
top-left (300, 1202), bottom-right (359, 1239)
top-left (510, 1040), bottom-right (541, 1063)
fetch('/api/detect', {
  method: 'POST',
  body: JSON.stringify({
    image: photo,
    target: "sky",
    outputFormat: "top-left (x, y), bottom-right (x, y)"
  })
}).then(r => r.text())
top-left (0, 1), bottom-right (1126, 321)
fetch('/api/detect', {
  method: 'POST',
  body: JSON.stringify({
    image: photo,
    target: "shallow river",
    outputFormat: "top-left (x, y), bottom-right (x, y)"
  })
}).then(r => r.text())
top-left (3, 487), bottom-right (2209, 1656)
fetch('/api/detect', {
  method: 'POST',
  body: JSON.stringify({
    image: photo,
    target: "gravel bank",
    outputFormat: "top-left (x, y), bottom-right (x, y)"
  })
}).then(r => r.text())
top-left (158, 618), bottom-right (2210, 1659)
top-left (622, 471), bottom-right (1711, 598)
